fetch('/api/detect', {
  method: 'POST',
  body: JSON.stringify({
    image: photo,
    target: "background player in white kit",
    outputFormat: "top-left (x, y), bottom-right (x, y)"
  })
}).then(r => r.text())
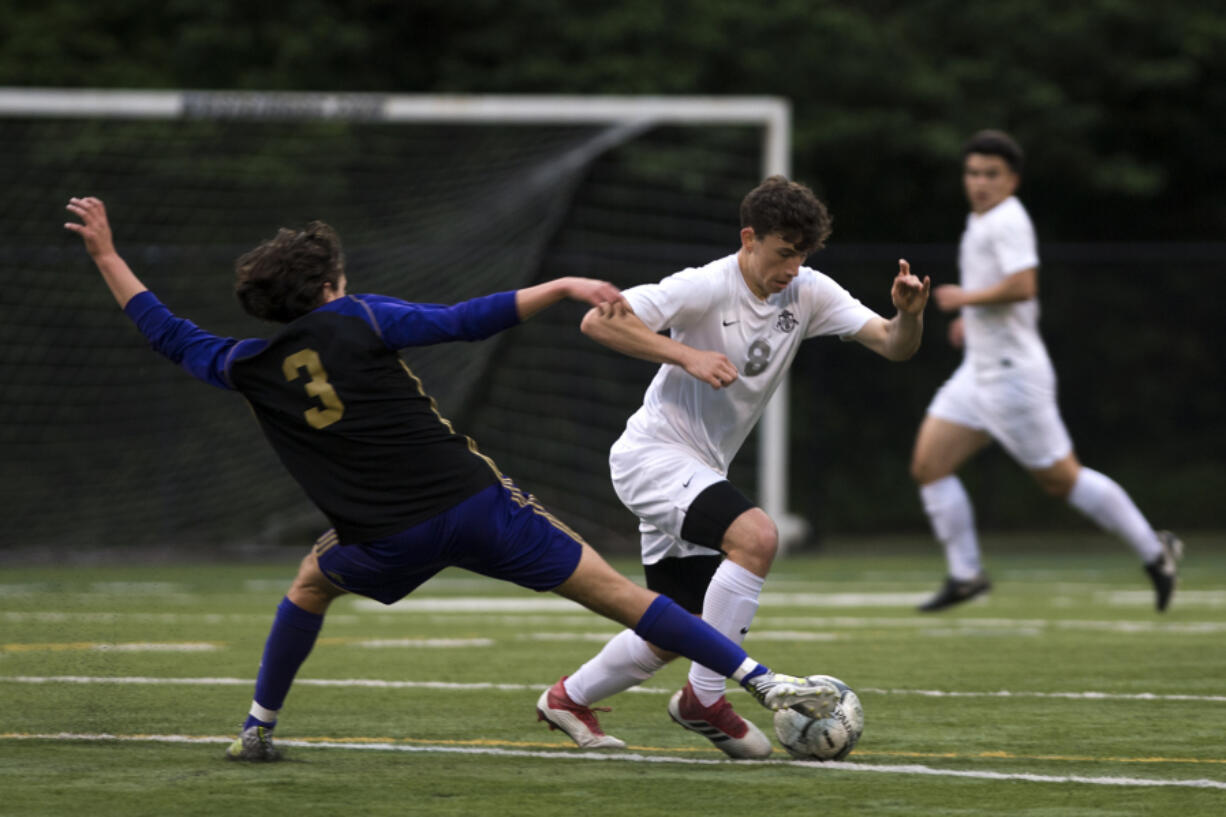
top-left (536, 175), bottom-right (931, 758)
top-left (910, 129), bottom-right (1183, 613)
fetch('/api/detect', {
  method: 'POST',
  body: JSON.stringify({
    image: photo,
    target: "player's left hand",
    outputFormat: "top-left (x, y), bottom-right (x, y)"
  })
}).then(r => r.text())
top-left (891, 259), bottom-right (931, 315)
top-left (64, 197), bottom-right (117, 259)
top-left (933, 283), bottom-right (965, 312)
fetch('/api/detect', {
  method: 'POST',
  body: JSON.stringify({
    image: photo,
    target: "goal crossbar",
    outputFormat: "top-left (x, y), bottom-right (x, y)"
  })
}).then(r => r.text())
top-left (1, 86), bottom-right (803, 546)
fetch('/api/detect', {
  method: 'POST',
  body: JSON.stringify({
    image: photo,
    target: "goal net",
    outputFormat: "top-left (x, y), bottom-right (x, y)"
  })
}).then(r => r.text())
top-left (0, 90), bottom-right (793, 554)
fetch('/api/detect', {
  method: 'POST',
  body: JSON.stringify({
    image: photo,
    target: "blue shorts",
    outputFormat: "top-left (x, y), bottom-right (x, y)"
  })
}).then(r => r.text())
top-left (312, 480), bottom-right (585, 604)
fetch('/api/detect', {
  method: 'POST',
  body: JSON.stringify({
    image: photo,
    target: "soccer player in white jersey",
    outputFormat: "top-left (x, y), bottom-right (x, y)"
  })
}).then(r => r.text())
top-left (910, 129), bottom-right (1183, 613)
top-left (535, 176), bottom-right (931, 758)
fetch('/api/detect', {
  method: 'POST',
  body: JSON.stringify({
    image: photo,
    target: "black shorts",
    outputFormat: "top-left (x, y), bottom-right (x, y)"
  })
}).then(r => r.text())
top-left (680, 480), bottom-right (755, 551)
top-left (642, 480), bottom-right (755, 613)
top-left (643, 554), bottom-right (723, 614)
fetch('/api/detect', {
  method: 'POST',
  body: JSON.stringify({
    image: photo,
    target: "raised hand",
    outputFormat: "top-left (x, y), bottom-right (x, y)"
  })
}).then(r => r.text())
top-left (64, 197), bottom-right (117, 259)
top-left (891, 259), bottom-right (931, 315)
top-left (64, 197), bottom-right (147, 307)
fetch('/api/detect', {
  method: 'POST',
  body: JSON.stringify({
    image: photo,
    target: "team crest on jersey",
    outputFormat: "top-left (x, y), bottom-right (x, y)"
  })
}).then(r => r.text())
top-left (775, 309), bottom-right (798, 333)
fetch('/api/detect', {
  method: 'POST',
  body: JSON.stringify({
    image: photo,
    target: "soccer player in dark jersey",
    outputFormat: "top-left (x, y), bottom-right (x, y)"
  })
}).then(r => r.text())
top-left (65, 196), bottom-right (841, 761)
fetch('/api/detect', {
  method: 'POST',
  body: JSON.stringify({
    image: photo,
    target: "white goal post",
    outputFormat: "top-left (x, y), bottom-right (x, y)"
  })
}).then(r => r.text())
top-left (0, 87), bottom-right (807, 548)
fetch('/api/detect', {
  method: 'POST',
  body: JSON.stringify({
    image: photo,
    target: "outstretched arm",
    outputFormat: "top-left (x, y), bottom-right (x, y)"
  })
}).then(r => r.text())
top-left (64, 197), bottom-right (147, 309)
top-left (516, 277), bottom-right (624, 320)
top-left (64, 197), bottom-right (248, 390)
top-left (580, 302), bottom-right (739, 390)
top-left (851, 258), bottom-right (931, 362)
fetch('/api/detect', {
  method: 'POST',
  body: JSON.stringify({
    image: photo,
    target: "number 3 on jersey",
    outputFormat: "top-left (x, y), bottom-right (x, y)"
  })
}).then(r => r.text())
top-left (744, 338), bottom-right (773, 376)
top-left (282, 348), bottom-right (345, 429)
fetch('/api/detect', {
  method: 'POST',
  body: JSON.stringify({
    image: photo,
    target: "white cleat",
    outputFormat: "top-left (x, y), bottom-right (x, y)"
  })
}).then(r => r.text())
top-left (668, 682), bottom-right (772, 759)
top-left (536, 676), bottom-right (626, 750)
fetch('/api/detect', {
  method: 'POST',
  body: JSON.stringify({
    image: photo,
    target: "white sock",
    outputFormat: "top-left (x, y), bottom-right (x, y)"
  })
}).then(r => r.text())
top-left (1067, 467), bottom-right (1162, 562)
top-left (248, 701), bottom-right (278, 725)
top-left (688, 560), bottom-right (764, 707)
top-left (563, 629), bottom-right (667, 707)
top-left (920, 475), bottom-right (981, 580)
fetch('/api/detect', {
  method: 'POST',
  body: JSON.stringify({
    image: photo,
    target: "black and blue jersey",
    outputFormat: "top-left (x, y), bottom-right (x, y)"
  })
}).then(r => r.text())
top-left (123, 290), bottom-right (520, 544)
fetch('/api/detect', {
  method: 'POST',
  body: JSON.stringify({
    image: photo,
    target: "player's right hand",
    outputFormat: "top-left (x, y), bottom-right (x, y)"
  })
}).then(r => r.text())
top-left (64, 197), bottom-right (117, 259)
top-left (682, 348), bottom-right (739, 390)
top-left (947, 316), bottom-right (965, 349)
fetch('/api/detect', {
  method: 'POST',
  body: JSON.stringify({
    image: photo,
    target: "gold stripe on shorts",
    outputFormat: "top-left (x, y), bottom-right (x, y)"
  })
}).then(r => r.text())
top-left (500, 476), bottom-right (588, 546)
top-left (312, 528), bottom-right (340, 556)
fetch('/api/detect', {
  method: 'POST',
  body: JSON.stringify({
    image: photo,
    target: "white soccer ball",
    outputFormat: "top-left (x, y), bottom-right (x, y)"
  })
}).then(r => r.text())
top-left (772, 674), bottom-right (864, 761)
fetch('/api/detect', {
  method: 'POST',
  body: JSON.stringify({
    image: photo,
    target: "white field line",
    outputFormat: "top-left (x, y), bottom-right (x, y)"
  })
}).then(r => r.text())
top-left (4, 675), bottom-right (1225, 704)
top-left (1, 642), bottom-right (221, 653)
top-left (2, 732), bottom-right (1223, 790)
top-left (349, 592), bottom-right (940, 612)
top-left (86, 643), bottom-right (218, 652)
top-left (351, 597), bottom-right (590, 612)
top-left (859, 688), bottom-right (1226, 703)
top-left (343, 638), bottom-right (494, 649)
top-left (519, 631), bottom-right (839, 643)
top-left (2, 637), bottom-right (491, 653)
top-left (0, 676), bottom-right (578, 692)
top-left (349, 592), bottom-right (1226, 613)
top-left (758, 616), bottom-right (1226, 634)
top-left (1100, 590), bottom-right (1226, 608)
top-left (7, 608), bottom-right (1225, 636)
top-left (0, 611), bottom-right (363, 625)
top-left (88, 582), bottom-right (186, 594)
top-left (761, 592), bottom-right (929, 606)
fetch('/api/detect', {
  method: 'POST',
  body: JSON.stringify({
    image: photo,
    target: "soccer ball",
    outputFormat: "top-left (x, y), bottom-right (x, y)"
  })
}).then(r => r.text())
top-left (772, 674), bottom-right (864, 761)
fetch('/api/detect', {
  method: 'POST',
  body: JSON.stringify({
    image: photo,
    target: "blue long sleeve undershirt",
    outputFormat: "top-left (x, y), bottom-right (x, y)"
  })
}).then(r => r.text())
top-left (122, 290), bottom-right (521, 390)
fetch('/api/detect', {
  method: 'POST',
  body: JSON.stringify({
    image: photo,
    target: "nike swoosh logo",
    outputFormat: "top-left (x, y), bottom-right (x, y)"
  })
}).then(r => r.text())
top-left (722, 319), bottom-right (739, 326)
top-left (681, 474), bottom-right (695, 488)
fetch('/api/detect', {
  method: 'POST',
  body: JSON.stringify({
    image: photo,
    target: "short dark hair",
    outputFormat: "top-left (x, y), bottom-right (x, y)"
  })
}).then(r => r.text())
top-left (234, 221), bottom-right (345, 323)
top-left (962, 129), bottom-right (1024, 174)
top-left (740, 175), bottom-right (832, 254)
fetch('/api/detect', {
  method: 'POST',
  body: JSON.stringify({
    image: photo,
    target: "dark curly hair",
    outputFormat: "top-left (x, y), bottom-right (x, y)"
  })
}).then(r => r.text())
top-left (234, 221), bottom-right (345, 323)
top-left (739, 175), bottom-right (832, 254)
top-left (962, 129), bottom-right (1024, 174)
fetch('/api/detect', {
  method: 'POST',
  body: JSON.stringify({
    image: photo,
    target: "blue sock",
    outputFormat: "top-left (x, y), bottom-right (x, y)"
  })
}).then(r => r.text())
top-left (243, 597), bottom-right (324, 730)
top-left (632, 595), bottom-right (768, 683)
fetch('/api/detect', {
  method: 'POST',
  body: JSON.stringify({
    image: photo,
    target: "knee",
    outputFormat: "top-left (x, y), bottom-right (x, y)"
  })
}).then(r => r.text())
top-left (722, 510), bottom-right (778, 571)
top-left (1036, 471), bottom-right (1076, 499)
top-left (1034, 458), bottom-right (1080, 499)
top-left (911, 453), bottom-right (944, 486)
top-left (287, 580), bottom-right (336, 614)
top-left (287, 554), bottom-right (342, 613)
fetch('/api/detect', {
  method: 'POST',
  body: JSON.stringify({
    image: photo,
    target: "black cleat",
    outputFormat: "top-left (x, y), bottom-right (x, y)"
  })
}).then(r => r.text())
top-left (1145, 530), bottom-right (1184, 612)
top-left (917, 573), bottom-right (992, 612)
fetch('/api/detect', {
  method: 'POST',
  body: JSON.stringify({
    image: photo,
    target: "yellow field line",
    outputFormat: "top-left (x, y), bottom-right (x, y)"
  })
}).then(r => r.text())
top-left (285, 734), bottom-right (716, 753)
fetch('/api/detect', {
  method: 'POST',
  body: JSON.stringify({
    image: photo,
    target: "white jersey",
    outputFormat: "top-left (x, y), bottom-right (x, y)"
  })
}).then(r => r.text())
top-left (958, 196), bottom-right (1051, 379)
top-left (620, 253), bottom-right (879, 473)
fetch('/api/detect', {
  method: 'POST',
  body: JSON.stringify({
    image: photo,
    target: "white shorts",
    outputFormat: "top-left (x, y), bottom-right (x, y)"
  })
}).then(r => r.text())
top-left (926, 360), bottom-right (1073, 470)
top-left (609, 430), bottom-right (727, 565)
